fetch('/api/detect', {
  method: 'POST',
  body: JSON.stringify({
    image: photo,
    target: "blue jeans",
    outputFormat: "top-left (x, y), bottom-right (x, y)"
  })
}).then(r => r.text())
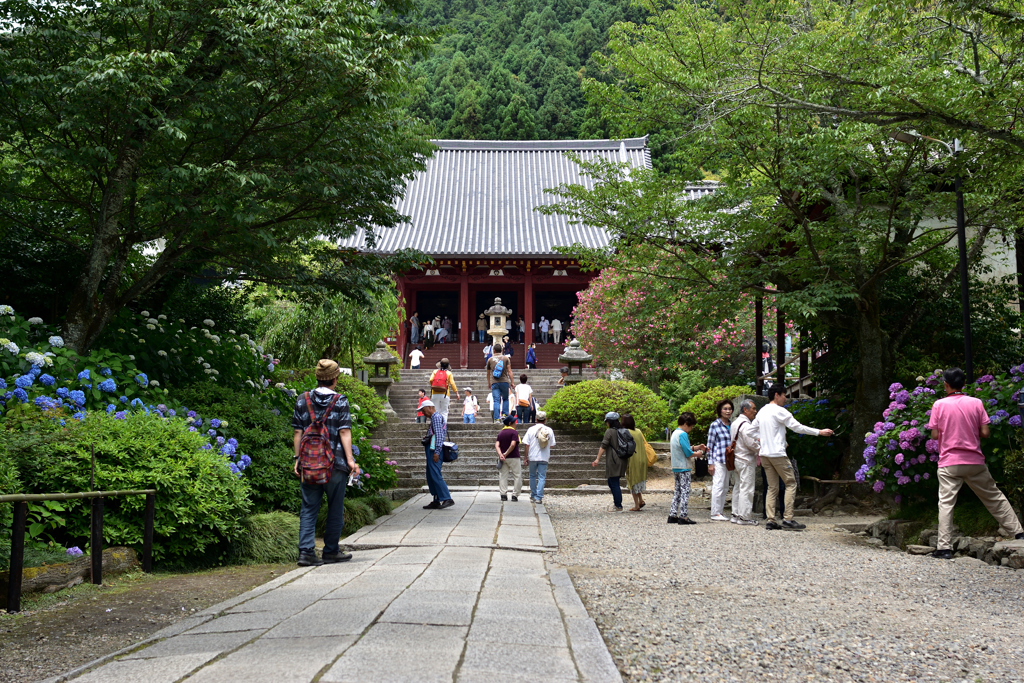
top-left (299, 476), bottom-right (346, 553)
top-left (425, 445), bottom-right (451, 502)
top-left (529, 461), bottom-right (548, 501)
top-left (607, 477), bottom-right (623, 509)
top-left (491, 382), bottom-right (509, 420)
top-left (463, 414), bottom-right (476, 423)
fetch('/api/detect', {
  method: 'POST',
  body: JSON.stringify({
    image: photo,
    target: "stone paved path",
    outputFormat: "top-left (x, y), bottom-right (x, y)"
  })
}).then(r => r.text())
top-left (47, 490), bottom-right (619, 683)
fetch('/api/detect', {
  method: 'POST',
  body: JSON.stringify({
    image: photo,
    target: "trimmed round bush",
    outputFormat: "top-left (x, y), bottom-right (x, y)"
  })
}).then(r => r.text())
top-left (8, 412), bottom-right (251, 565)
top-left (543, 379), bottom-right (671, 441)
top-left (680, 385), bottom-right (751, 444)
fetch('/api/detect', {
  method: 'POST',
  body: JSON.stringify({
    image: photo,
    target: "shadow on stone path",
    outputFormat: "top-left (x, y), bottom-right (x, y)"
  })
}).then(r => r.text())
top-left (45, 490), bottom-right (619, 683)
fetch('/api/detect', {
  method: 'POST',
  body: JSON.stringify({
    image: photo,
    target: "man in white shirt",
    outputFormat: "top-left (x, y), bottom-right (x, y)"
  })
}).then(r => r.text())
top-left (462, 388), bottom-right (479, 424)
top-left (752, 385), bottom-right (834, 530)
top-left (523, 410), bottom-right (556, 503)
top-left (514, 374), bottom-right (533, 424)
top-left (551, 318), bottom-right (562, 344)
top-left (408, 345), bottom-right (424, 369)
top-left (539, 316), bottom-right (549, 343)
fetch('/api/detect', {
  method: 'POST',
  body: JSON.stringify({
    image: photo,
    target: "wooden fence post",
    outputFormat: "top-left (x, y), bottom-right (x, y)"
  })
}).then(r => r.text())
top-left (90, 497), bottom-right (104, 585)
top-left (143, 493), bottom-right (155, 573)
top-left (6, 501), bottom-right (27, 613)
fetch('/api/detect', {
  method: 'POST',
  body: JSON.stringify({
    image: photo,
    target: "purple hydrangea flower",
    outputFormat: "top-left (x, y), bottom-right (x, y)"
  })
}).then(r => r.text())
top-left (895, 453), bottom-right (905, 465)
top-left (114, 411), bottom-right (127, 420)
top-left (210, 418), bottom-right (221, 428)
top-left (1010, 415), bottom-right (1022, 427)
top-left (66, 547), bottom-right (83, 557)
top-left (923, 472), bottom-right (930, 480)
top-left (872, 481), bottom-right (884, 493)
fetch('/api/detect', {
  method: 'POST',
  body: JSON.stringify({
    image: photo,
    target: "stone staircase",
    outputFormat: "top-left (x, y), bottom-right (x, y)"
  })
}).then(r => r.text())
top-left (379, 368), bottom-right (606, 488)
top-left (401, 341), bottom-right (581, 370)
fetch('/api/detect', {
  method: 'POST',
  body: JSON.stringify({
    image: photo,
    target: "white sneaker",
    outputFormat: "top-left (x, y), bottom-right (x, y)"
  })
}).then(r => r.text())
top-left (710, 514), bottom-right (730, 522)
top-left (730, 515), bottom-right (739, 524)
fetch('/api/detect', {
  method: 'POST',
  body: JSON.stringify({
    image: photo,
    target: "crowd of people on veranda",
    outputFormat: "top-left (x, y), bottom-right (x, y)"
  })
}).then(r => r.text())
top-left (290, 358), bottom-right (1023, 566)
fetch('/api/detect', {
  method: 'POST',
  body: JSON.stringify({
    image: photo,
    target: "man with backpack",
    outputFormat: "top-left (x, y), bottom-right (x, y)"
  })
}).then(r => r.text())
top-left (428, 358), bottom-right (459, 422)
top-left (523, 410), bottom-right (556, 504)
top-left (486, 342), bottom-right (514, 422)
top-left (292, 359), bottom-right (361, 567)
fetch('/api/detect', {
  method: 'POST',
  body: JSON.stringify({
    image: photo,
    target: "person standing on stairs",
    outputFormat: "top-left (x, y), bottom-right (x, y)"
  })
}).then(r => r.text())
top-left (462, 388), bottom-right (479, 424)
top-left (486, 342), bottom-right (514, 422)
top-left (495, 414), bottom-right (523, 501)
top-left (477, 313), bottom-right (487, 343)
top-left (525, 344), bottom-right (537, 369)
top-left (409, 312), bottom-right (420, 345)
top-left (420, 401), bottom-right (454, 510)
top-left (408, 345), bottom-right (424, 370)
top-left (551, 318), bottom-right (562, 344)
top-left (515, 373), bottom-right (533, 424)
top-left (415, 388), bottom-right (428, 423)
top-left (429, 358), bottom-right (458, 422)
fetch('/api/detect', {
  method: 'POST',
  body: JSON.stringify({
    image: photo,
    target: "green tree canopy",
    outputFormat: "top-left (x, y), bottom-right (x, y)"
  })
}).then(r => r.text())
top-left (0, 0), bottom-right (434, 351)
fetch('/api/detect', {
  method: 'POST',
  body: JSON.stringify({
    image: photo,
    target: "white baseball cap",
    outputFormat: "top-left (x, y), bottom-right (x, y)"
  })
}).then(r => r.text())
top-left (420, 400), bottom-right (436, 409)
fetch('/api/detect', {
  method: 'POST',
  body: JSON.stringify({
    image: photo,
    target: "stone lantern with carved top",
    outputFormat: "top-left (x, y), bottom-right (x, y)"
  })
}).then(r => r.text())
top-left (362, 340), bottom-right (398, 418)
top-left (484, 297), bottom-right (512, 349)
top-left (558, 340), bottom-right (592, 385)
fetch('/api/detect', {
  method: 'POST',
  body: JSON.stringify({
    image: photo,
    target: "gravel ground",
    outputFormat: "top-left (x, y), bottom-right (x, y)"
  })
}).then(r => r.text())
top-left (545, 492), bottom-right (1024, 683)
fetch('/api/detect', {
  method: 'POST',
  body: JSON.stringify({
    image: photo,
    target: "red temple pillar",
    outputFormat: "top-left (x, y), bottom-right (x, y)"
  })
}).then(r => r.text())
top-left (459, 273), bottom-right (470, 368)
top-left (524, 269), bottom-right (534, 346)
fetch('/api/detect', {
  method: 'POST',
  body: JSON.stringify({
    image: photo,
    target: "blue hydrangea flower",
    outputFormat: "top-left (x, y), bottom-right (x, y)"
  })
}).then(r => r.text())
top-left (40, 374), bottom-right (55, 386)
top-left (77, 369), bottom-right (90, 381)
top-left (187, 410), bottom-right (197, 418)
top-left (29, 366), bottom-right (42, 377)
top-left (228, 462), bottom-right (241, 475)
top-left (207, 429), bottom-right (217, 437)
top-left (240, 454), bottom-right (251, 468)
top-left (201, 443), bottom-right (213, 450)
top-left (69, 390), bottom-right (86, 407)
top-left (100, 367), bottom-right (112, 377)
top-left (114, 411), bottom-right (127, 420)
top-left (188, 426), bottom-right (197, 432)
top-left (130, 398), bottom-right (144, 408)
top-left (193, 418), bottom-right (203, 428)
top-left (106, 404), bottom-right (116, 413)
top-left (56, 387), bottom-right (69, 398)
top-left (220, 443), bottom-right (236, 456)
top-left (227, 438), bottom-right (238, 447)
top-left (167, 409), bottom-right (176, 417)
top-left (48, 336), bottom-right (64, 348)
top-left (72, 411), bottom-right (86, 421)
top-left (34, 396), bottom-right (58, 410)
top-left (15, 375), bottom-right (33, 389)
top-left (120, 395), bottom-right (128, 403)
top-left (216, 436), bottom-right (225, 444)
top-left (210, 418), bottom-right (221, 428)
top-left (156, 404), bottom-right (167, 412)
top-left (0, 378), bottom-right (5, 389)
top-left (13, 388), bottom-right (29, 403)
top-left (98, 378), bottom-right (116, 393)
top-left (135, 373), bottom-right (148, 387)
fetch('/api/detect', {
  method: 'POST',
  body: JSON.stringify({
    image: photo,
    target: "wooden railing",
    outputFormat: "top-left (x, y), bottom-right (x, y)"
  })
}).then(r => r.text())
top-left (757, 348), bottom-right (827, 397)
top-left (2, 489), bottom-right (156, 613)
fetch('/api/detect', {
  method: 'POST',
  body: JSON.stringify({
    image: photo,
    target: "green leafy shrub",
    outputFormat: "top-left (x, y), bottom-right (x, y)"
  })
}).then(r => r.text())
top-left (174, 383), bottom-right (298, 513)
top-left (543, 379), bottom-right (672, 441)
top-left (8, 412), bottom-right (251, 564)
top-left (231, 512), bottom-right (299, 564)
top-left (1004, 439), bottom-right (1024, 516)
top-left (364, 494), bottom-right (393, 518)
top-left (0, 438), bottom-right (21, 570)
top-left (680, 385), bottom-right (751, 444)
top-left (784, 398), bottom-right (851, 479)
top-left (659, 371), bottom-right (708, 413)
top-left (315, 496), bottom-right (378, 537)
top-left (267, 369), bottom-right (387, 430)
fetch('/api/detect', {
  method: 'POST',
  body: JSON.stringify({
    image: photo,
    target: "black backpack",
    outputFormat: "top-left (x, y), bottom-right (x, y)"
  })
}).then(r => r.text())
top-left (615, 428), bottom-right (636, 459)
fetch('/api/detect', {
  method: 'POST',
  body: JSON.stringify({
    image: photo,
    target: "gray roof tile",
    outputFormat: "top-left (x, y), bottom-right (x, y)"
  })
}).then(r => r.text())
top-left (338, 137), bottom-right (717, 256)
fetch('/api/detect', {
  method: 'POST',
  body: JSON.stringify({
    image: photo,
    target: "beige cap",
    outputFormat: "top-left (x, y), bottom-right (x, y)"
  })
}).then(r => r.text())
top-left (315, 359), bottom-right (340, 380)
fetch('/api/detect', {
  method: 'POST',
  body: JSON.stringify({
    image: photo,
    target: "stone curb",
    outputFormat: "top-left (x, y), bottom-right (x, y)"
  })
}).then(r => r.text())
top-left (36, 566), bottom-right (315, 683)
top-left (548, 565), bottom-right (623, 683)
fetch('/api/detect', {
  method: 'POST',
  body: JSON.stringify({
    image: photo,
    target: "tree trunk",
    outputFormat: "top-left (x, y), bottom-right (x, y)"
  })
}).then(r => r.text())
top-left (1016, 225), bottom-right (1024, 313)
top-left (847, 291), bottom-right (894, 477)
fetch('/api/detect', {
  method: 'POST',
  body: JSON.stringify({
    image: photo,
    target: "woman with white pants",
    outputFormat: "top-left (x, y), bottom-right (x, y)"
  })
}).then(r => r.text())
top-left (729, 399), bottom-right (760, 525)
top-left (706, 400), bottom-right (734, 521)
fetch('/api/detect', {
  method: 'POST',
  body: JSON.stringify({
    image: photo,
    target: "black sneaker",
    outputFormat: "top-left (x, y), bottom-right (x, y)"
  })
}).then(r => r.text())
top-left (322, 550), bottom-right (352, 564)
top-left (511, 496), bottom-right (518, 502)
top-left (782, 520), bottom-right (806, 530)
top-left (680, 517), bottom-right (696, 525)
top-left (765, 521), bottom-right (782, 530)
top-left (500, 494), bottom-right (508, 501)
top-left (297, 550), bottom-right (323, 567)
top-left (1016, 532), bottom-right (1024, 540)
top-left (667, 516), bottom-right (679, 524)
top-left (423, 500), bottom-right (441, 509)
top-left (931, 548), bottom-right (952, 560)
top-left (439, 499), bottom-right (455, 509)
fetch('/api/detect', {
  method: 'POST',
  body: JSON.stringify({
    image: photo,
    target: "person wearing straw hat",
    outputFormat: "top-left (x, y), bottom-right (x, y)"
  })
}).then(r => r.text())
top-left (292, 359), bottom-right (361, 566)
top-left (420, 400), bottom-right (454, 509)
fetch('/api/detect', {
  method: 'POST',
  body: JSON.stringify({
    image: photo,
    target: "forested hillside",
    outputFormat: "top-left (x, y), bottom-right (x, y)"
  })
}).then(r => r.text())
top-left (408, 0), bottom-right (648, 140)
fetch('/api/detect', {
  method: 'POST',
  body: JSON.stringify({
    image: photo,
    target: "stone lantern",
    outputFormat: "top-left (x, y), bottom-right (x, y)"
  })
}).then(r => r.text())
top-left (558, 339), bottom-right (592, 385)
top-left (484, 297), bottom-right (512, 349)
top-left (362, 340), bottom-right (398, 418)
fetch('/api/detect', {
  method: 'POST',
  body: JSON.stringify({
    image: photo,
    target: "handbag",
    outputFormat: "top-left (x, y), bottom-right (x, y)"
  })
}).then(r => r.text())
top-left (645, 441), bottom-right (658, 467)
top-left (725, 423), bottom-right (744, 472)
top-left (442, 442), bottom-right (459, 462)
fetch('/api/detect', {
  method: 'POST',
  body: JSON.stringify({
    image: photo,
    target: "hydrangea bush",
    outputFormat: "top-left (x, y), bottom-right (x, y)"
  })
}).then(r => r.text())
top-left (784, 397), bottom-right (850, 479)
top-left (858, 367), bottom-right (1024, 502)
top-left (99, 309), bottom-right (278, 393)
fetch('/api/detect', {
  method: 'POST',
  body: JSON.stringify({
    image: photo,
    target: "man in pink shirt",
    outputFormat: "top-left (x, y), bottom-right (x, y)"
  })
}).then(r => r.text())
top-left (927, 368), bottom-right (1024, 559)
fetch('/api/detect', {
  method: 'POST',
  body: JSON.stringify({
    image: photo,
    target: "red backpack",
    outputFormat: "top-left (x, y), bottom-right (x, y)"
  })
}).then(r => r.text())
top-left (297, 392), bottom-right (341, 485)
top-left (430, 369), bottom-right (449, 393)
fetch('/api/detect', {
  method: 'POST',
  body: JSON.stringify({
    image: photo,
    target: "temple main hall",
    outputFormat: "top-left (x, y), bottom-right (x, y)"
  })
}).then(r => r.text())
top-left (342, 137), bottom-right (659, 368)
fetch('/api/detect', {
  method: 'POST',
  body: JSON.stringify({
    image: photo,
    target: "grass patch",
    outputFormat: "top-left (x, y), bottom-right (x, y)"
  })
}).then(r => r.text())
top-left (22, 544), bottom-right (76, 569)
top-left (314, 496), bottom-right (390, 538)
top-left (231, 512), bottom-right (299, 565)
